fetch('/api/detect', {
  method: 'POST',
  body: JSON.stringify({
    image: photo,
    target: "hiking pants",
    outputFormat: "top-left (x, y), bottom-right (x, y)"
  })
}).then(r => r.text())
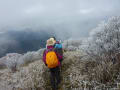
top-left (49, 66), bottom-right (61, 90)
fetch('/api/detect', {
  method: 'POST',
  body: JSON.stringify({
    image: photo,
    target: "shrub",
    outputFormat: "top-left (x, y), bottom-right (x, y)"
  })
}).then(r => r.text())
top-left (81, 16), bottom-right (120, 60)
top-left (63, 39), bottom-right (82, 51)
top-left (5, 53), bottom-right (22, 72)
top-left (18, 48), bottom-right (45, 66)
top-left (16, 60), bottom-right (45, 90)
top-left (79, 16), bottom-right (120, 89)
top-left (2, 48), bottom-right (44, 71)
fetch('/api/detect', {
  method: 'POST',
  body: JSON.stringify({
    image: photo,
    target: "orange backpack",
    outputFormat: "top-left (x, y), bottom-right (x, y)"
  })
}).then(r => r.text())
top-left (46, 50), bottom-right (59, 68)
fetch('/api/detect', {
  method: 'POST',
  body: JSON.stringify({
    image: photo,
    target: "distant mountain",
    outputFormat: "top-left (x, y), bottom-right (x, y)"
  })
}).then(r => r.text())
top-left (0, 29), bottom-right (55, 57)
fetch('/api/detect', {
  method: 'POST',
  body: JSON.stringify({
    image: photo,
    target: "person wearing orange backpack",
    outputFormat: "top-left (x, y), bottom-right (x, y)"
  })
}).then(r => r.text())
top-left (43, 39), bottom-right (62, 90)
top-left (49, 37), bottom-right (63, 62)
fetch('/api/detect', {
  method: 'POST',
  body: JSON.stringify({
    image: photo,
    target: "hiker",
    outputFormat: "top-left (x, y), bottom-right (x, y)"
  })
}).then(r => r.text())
top-left (43, 39), bottom-right (63, 90)
top-left (49, 37), bottom-right (63, 62)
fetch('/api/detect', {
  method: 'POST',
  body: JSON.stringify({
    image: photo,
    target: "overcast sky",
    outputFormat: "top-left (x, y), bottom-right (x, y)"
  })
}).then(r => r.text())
top-left (0, 0), bottom-right (120, 38)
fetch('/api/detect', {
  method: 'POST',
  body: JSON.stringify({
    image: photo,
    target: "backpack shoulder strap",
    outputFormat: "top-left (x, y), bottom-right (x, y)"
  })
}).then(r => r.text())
top-left (46, 48), bottom-right (55, 52)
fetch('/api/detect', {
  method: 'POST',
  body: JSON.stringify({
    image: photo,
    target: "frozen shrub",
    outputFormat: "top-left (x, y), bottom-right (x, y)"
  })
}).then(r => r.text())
top-left (63, 39), bottom-right (82, 51)
top-left (5, 53), bottom-right (22, 72)
top-left (91, 61), bottom-right (119, 83)
top-left (67, 45), bottom-right (78, 51)
top-left (19, 51), bottom-right (39, 65)
top-left (82, 16), bottom-right (120, 62)
top-left (0, 57), bottom-right (7, 69)
top-left (37, 48), bottom-right (45, 58)
top-left (79, 16), bottom-right (120, 89)
top-left (0, 48), bottom-right (44, 70)
top-left (0, 60), bottom-right (45, 90)
top-left (63, 51), bottom-right (120, 90)
top-left (18, 48), bottom-right (44, 66)
top-left (18, 60), bottom-right (45, 90)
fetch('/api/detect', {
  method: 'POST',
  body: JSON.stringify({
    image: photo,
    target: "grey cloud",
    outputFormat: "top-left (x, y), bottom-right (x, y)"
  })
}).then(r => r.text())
top-left (0, 0), bottom-right (120, 33)
top-left (0, 0), bottom-right (120, 57)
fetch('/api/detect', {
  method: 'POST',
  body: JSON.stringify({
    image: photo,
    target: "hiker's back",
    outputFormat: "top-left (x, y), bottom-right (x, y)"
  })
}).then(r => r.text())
top-left (46, 49), bottom-right (59, 68)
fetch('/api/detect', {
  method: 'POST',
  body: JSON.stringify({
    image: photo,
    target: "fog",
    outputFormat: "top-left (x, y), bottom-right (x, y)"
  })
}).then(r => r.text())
top-left (0, 0), bottom-right (120, 56)
top-left (0, 0), bottom-right (120, 37)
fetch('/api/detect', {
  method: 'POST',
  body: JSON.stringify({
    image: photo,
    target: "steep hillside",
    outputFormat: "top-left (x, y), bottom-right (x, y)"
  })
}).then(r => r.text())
top-left (0, 50), bottom-right (120, 90)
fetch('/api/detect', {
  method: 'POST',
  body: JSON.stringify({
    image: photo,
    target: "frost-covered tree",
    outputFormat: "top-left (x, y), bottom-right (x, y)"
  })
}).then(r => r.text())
top-left (83, 16), bottom-right (120, 61)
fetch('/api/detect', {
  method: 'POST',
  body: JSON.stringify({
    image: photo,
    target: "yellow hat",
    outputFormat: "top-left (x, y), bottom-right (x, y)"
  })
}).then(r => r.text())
top-left (46, 39), bottom-right (55, 46)
top-left (49, 38), bottom-right (56, 41)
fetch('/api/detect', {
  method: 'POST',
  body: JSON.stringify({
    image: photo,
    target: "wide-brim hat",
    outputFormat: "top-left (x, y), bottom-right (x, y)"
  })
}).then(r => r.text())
top-left (46, 39), bottom-right (55, 46)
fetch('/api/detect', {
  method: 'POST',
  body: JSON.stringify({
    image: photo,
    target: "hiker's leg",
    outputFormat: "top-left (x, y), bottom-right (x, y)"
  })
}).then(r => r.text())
top-left (50, 69), bottom-right (57, 90)
top-left (55, 67), bottom-right (61, 85)
top-left (60, 59), bottom-right (63, 72)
